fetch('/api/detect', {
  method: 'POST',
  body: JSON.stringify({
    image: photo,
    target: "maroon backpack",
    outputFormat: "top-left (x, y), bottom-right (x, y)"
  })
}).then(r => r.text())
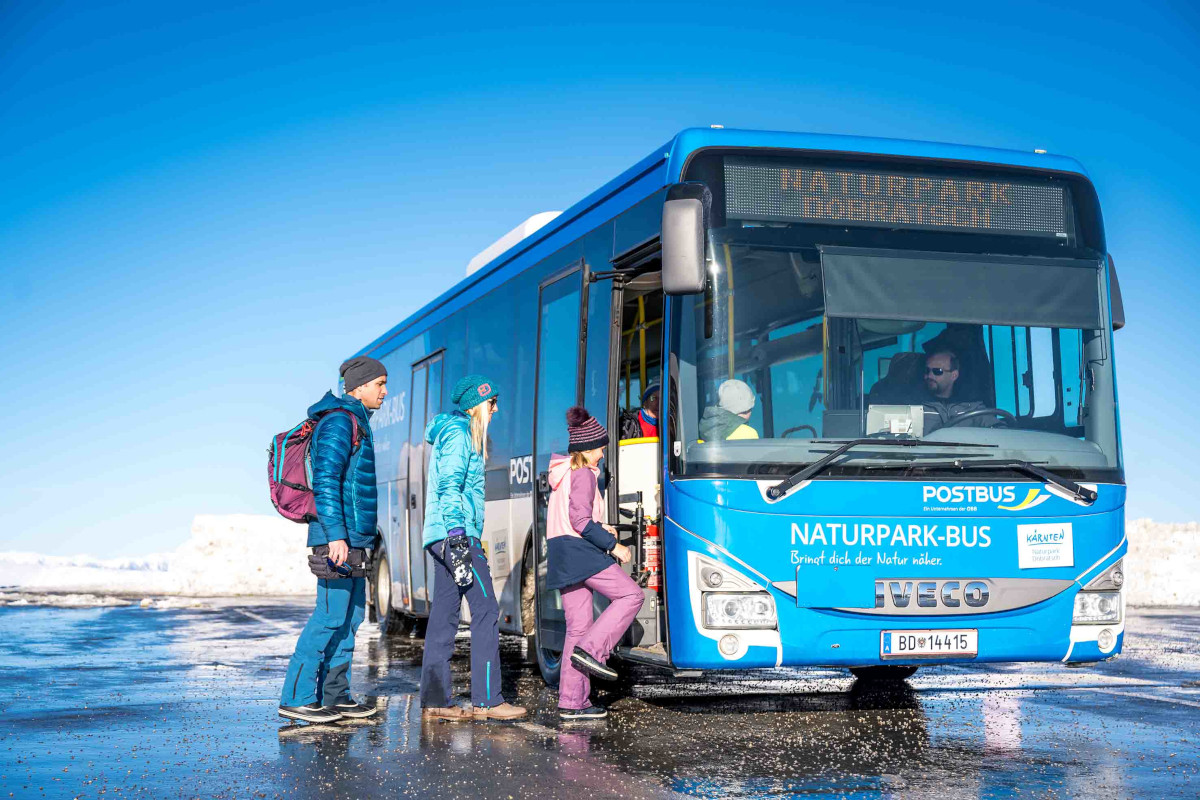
top-left (268, 410), bottom-right (362, 523)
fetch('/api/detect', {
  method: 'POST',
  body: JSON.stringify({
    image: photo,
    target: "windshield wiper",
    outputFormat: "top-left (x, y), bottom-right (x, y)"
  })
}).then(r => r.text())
top-left (863, 458), bottom-right (1098, 504)
top-left (765, 439), bottom-right (996, 500)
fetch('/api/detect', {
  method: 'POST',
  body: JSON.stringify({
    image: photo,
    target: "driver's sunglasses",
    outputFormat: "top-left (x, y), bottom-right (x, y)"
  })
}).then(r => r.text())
top-left (925, 367), bottom-right (946, 376)
top-left (488, 396), bottom-right (499, 411)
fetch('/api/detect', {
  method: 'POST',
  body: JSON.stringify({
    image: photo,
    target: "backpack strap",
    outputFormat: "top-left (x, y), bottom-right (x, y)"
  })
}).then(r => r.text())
top-left (313, 409), bottom-right (365, 452)
top-left (339, 409), bottom-right (364, 450)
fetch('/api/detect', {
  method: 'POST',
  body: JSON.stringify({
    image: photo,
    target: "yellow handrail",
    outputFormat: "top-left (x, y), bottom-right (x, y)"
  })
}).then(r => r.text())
top-left (638, 296), bottom-right (647, 392)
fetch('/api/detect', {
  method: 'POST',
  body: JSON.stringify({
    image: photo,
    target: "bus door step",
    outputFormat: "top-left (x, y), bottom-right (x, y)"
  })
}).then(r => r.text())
top-left (615, 646), bottom-right (700, 678)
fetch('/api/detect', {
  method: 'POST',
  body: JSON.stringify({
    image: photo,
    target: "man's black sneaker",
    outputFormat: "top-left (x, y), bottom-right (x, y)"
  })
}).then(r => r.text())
top-left (330, 700), bottom-right (377, 719)
top-left (570, 646), bottom-right (618, 681)
top-left (279, 703), bottom-right (343, 723)
top-left (559, 705), bottom-right (608, 721)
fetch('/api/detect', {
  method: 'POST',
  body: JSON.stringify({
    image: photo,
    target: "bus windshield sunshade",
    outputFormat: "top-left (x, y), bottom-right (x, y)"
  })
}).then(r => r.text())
top-left (819, 246), bottom-right (1104, 330)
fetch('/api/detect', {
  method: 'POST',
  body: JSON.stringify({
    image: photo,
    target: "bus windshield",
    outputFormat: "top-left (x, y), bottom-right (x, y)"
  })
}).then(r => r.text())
top-left (672, 232), bottom-right (1121, 481)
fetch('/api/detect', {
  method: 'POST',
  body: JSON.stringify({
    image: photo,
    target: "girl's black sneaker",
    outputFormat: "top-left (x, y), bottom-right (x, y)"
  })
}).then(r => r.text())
top-left (559, 705), bottom-right (608, 721)
top-left (570, 646), bottom-right (618, 681)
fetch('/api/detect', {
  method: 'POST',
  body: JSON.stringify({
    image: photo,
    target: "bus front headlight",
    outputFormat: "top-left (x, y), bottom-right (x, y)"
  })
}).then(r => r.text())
top-left (1073, 591), bottom-right (1121, 624)
top-left (1085, 559), bottom-right (1125, 591)
top-left (702, 592), bottom-right (777, 629)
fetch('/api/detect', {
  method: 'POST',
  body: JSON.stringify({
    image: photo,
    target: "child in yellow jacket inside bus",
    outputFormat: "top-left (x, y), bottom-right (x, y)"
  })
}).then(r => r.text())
top-left (699, 379), bottom-right (760, 440)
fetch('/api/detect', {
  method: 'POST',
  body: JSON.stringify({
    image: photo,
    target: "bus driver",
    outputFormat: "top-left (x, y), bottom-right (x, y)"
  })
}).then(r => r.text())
top-left (923, 350), bottom-right (998, 429)
top-left (923, 351), bottom-right (961, 400)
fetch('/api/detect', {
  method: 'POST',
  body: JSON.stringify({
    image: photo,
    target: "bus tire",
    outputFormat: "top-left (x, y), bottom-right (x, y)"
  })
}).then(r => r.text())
top-left (366, 536), bottom-right (382, 623)
top-left (520, 541), bottom-right (537, 664)
top-left (528, 543), bottom-right (562, 687)
top-left (373, 549), bottom-right (409, 637)
top-left (849, 665), bottom-right (918, 682)
top-left (533, 624), bottom-right (562, 688)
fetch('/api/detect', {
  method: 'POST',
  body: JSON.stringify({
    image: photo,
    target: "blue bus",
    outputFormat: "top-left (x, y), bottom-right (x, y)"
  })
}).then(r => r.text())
top-left (357, 128), bottom-right (1127, 685)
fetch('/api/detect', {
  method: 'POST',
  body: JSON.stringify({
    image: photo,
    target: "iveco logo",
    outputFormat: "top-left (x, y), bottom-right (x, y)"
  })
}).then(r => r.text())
top-left (875, 579), bottom-right (990, 610)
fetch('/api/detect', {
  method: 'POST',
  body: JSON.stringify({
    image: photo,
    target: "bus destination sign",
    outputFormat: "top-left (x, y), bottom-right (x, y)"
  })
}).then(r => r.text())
top-left (724, 158), bottom-right (1068, 237)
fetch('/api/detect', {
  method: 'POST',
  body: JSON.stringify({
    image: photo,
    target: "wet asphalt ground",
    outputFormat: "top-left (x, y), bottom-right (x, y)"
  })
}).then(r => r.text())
top-left (1, 599), bottom-right (1197, 799)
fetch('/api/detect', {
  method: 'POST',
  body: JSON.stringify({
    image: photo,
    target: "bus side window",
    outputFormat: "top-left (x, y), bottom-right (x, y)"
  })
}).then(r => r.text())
top-left (767, 317), bottom-right (824, 438)
top-left (1029, 327), bottom-right (1058, 419)
top-left (987, 326), bottom-right (1031, 417)
top-left (985, 325), bottom-right (1064, 425)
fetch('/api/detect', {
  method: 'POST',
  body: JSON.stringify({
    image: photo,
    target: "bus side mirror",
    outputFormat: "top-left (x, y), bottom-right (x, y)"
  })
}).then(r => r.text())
top-left (1108, 254), bottom-right (1125, 330)
top-left (662, 183), bottom-right (710, 295)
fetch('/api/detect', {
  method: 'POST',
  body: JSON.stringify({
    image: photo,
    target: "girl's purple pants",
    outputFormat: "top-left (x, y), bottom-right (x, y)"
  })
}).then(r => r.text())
top-left (558, 563), bottom-right (645, 710)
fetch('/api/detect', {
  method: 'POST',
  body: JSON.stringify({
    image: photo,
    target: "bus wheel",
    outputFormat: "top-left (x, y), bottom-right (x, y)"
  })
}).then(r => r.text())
top-left (849, 665), bottom-right (918, 682)
top-left (520, 544), bottom-right (537, 664)
top-left (373, 551), bottom-right (409, 636)
top-left (528, 549), bottom-right (562, 686)
top-left (534, 627), bottom-right (562, 687)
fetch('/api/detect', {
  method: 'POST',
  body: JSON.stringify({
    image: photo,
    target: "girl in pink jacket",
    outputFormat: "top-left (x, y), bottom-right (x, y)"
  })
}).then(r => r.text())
top-left (545, 407), bottom-right (644, 720)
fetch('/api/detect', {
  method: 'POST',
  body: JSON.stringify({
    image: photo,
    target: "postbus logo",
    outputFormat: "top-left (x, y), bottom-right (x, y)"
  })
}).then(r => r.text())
top-left (922, 485), bottom-right (1050, 511)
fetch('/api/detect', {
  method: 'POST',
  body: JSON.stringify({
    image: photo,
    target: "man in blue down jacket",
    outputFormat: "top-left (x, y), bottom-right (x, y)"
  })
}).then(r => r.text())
top-left (279, 356), bottom-right (386, 724)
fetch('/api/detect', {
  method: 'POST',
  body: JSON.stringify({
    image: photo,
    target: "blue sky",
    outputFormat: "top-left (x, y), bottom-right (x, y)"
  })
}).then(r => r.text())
top-left (1, 0), bottom-right (1197, 556)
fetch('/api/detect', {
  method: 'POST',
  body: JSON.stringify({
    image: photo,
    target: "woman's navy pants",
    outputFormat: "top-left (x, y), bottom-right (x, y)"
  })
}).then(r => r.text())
top-left (419, 537), bottom-right (504, 708)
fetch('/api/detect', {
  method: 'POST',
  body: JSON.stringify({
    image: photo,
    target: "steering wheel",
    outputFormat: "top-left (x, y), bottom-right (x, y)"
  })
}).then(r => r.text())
top-left (944, 408), bottom-right (1017, 427)
top-left (781, 424), bottom-right (818, 438)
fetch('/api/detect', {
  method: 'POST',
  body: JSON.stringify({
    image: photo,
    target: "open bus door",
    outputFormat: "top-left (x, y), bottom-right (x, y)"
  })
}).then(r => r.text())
top-left (531, 246), bottom-right (674, 684)
top-left (531, 263), bottom-right (587, 686)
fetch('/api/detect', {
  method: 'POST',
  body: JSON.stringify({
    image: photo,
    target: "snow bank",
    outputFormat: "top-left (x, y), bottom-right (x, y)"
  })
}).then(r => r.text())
top-left (1125, 519), bottom-right (1200, 606)
top-left (0, 515), bottom-right (315, 598)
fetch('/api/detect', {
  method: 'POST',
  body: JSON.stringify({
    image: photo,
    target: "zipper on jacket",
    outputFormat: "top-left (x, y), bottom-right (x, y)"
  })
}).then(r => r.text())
top-left (348, 420), bottom-right (371, 542)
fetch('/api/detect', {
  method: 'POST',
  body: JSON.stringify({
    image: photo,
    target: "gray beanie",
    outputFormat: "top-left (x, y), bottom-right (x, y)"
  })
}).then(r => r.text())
top-left (340, 356), bottom-right (387, 393)
top-left (718, 379), bottom-right (755, 415)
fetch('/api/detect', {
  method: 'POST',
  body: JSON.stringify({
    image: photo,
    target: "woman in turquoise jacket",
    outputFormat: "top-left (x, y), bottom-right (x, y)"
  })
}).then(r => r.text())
top-left (418, 374), bottom-right (526, 721)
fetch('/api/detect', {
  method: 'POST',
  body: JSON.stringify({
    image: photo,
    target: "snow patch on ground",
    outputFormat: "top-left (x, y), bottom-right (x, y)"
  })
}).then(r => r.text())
top-left (0, 515), bottom-right (315, 600)
top-left (0, 591), bottom-right (133, 608)
top-left (1125, 519), bottom-right (1200, 606)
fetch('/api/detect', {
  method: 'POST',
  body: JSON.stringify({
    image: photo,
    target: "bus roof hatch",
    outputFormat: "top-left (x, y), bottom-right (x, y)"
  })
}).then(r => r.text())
top-left (465, 211), bottom-right (562, 276)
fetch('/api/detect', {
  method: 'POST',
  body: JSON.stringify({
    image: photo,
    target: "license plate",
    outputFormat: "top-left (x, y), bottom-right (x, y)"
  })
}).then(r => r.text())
top-left (881, 629), bottom-right (978, 658)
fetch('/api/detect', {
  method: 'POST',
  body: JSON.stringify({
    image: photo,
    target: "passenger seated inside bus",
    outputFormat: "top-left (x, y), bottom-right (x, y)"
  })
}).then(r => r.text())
top-left (699, 379), bottom-right (760, 440)
top-left (620, 384), bottom-right (659, 440)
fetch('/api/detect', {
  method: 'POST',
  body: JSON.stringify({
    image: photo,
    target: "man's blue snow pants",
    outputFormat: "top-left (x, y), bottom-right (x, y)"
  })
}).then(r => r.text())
top-left (280, 576), bottom-right (366, 707)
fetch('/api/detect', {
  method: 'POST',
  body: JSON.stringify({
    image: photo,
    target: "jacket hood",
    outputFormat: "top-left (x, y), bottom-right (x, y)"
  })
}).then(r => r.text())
top-left (699, 406), bottom-right (745, 441)
top-left (548, 454), bottom-right (599, 490)
top-left (308, 390), bottom-right (371, 425)
top-left (548, 454), bottom-right (572, 490)
top-left (425, 410), bottom-right (469, 445)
